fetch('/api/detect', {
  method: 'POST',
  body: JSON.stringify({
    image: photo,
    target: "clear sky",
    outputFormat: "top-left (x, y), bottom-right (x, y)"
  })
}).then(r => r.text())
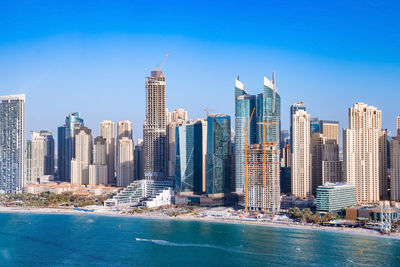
top-left (1, 0), bottom-right (399, 142)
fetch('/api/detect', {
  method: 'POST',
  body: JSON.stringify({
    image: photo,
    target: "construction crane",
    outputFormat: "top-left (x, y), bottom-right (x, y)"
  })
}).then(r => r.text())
top-left (243, 107), bottom-right (255, 213)
top-left (257, 121), bottom-right (277, 215)
top-left (204, 108), bottom-right (214, 117)
top-left (156, 51), bottom-right (170, 71)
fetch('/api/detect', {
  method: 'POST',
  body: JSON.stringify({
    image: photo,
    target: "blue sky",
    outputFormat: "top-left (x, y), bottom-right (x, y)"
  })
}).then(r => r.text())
top-left (0, 0), bottom-right (399, 141)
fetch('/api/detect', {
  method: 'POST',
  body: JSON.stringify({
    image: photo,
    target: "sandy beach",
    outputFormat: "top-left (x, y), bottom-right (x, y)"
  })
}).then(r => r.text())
top-left (1, 206), bottom-right (399, 240)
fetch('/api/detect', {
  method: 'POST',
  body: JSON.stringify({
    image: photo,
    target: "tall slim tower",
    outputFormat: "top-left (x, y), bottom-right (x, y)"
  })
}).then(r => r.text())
top-left (26, 131), bottom-right (55, 184)
top-left (89, 136), bottom-right (108, 185)
top-left (116, 137), bottom-right (134, 187)
top-left (0, 94), bottom-right (25, 193)
top-left (143, 69), bottom-right (167, 180)
top-left (343, 103), bottom-right (386, 203)
top-left (71, 127), bottom-right (92, 185)
top-left (310, 133), bottom-right (326, 196)
top-left (391, 119), bottom-right (400, 201)
top-left (290, 101), bottom-right (306, 151)
top-left (234, 77), bottom-right (256, 193)
top-left (117, 120), bottom-right (133, 140)
top-left (100, 120), bottom-right (115, 185)
top-left (291, 109), bottom-right (311, 198)
top-left (57, 112), bottom-right (84, 181)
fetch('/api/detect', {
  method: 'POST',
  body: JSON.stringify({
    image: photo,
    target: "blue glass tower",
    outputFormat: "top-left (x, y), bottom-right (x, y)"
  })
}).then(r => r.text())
top-left (175, 121), bottom-right (204, 194)
top-left (235, 78), bottom-right (256, 193)
top-left (206, 114), bottom-right (232, 194)
top-left (311, 117), bottom-right (320, 133)
top-left (57, 112), bottom-right (84, 181)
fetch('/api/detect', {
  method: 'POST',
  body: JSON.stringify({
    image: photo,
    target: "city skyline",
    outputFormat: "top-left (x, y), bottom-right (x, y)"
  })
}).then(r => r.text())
top-left (0, 1), bottom-right (399, 142)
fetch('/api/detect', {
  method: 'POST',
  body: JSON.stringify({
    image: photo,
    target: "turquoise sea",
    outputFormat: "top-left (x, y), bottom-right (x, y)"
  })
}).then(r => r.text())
top-left (0, 212), bottom-right (399, 266)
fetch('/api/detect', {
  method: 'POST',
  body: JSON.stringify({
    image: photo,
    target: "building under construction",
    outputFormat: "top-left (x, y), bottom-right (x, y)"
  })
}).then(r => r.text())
top-left (247, 144), bottom-right (280, 214)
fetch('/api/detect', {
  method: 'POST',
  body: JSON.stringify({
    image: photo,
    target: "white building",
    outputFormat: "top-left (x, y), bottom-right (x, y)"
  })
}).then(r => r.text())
top-left (117, 120), bottom-right (133, 140)
top-left (116, 137), bottom-right (134, 187)
top-left (100, 120), bottom-right (115, 185)
top-left (291, 109), bottom-right (311, 198)
top-left (71, 127), bottom-right (92, 185)
top-left (89, 165), bottom-right (108, 185)
top-left (343, 103), bottom-right (386, 203)
top-left (0, 94), bottom-right (25, 193)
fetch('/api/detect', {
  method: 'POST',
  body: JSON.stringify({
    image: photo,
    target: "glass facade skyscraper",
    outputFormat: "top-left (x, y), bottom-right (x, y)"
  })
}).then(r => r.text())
top-left (0, 94), bottom-right (25, 193)
top-left (235, 78), bottom-right (256, 193)
top-left (175, 121), bottom-right (204, 194)
top-left (57, 112), bottom-right (84, 181)
top-left (206, 114), bottom-right (232, 194)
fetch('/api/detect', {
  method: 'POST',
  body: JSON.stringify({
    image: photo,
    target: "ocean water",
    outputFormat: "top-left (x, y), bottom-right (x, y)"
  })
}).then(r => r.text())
top-left (0, 213), bottom-right (399, 266)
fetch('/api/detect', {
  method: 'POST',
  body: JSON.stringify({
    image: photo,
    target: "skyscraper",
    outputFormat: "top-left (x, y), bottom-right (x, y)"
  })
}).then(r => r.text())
top-left (206, 114), bottom-right (232, 194)
top-left (71, 127), bottom-right (92, 185)
top-left (290, 101), bottom-right (306, 151)
top-left (291, 109), bottom-right (311, 198)
top-left (0, 94), bottom-right (25, 193)
top-left (143, 69), bottom-right (167, 180)
top-left (234, 77), bottom-right (256, 193)
top-left (134, 139), bottom-right (144, 180)
top-left (391, 120), bottom-right (400, 201)
top-left (26, 131), bottom-right (55, 184)
top-left (320, 120), bottom-right (339, 144)
top-left (247, 144), bottom-right (280, 214)
top-left (57, 112), bottom-right (84, 181)
top-left (166, 108), bottom-right (188, 178)
top-left (322, 140), bottom-right (342, 184)
top-left (117, 120), bottom-right (133, 140)
top-left (116, 137), bottom-right (134, 187)
top-left (310, 133), bottom-right (326, 196)
top-left (343, 103), bottom-right (386, 203)
top-left (175, 120), bottom-right (205, 194)
top-left (100, 120), bottom-right (116, 185)
top-left (89, 136), bottom-right (108, 185)
top-left (310, 118), bottom-right (321, 134)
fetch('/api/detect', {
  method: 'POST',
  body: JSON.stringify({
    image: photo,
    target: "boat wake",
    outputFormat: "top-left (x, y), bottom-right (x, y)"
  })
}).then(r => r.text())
top-left (134, 238), bottom-right (266, 255)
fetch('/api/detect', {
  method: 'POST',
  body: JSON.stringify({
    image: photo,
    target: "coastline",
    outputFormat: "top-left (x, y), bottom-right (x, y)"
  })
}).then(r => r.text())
top-left (1, 206), bottom-right (399, 240)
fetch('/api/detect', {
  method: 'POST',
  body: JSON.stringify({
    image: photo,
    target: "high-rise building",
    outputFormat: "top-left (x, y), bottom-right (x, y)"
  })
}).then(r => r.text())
top-left (117, 120), bottom-right (133, 140)
top-left (26, 131), bottom-right (55, 184)
top-left (282, 143), bottom-right (291, 167)
top-left (166, 108), bottom-right (188, 179)
top-left (397, 116), bottom-right (400, 135)
top-left (291, 109), bottom-right (311, 198)
top-left (310, 118), bottom-right (321, 134)
top-left (0, 94), bottom-right (25, 193)
top-left (116, 137), bottom-right (134, 187)
top-left (258, 74), bottom-right (281, 147)
top-left (234, 77), bottom-right (256, 193)
top-left (310, 133), bottom-right (326, 196)
top-left (322, 140), bottom-right (342, 184)
top-left (206, 114), bottom-right (232, 194)
top-left (143, 69), bottom-right (167, 180)
top-left (57, 112), bottom-right (84, 181)
top-left (89, 136), bottom-right (108, 185)
top-left (175, 120), bottom-right (205, 194)
top-left (290, 101), bottom-right (306, 151)
top-left (343, 103), bottom-right (386, 203)
top-left (100, 120), bottom-right (116, 185)
top-left (71, 127), bottom-right (92, 185)
top-left (320, 120), bottom-right (339, 144)
top-left (246, 144), bottom-right (280, 214)
top-left (391, 132), bottom-right (400, 201)
top-left (134, 139), bottom-right (144, 180)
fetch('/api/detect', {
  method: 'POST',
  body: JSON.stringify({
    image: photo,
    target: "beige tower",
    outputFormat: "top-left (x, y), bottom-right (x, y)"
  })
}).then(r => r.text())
top-left (343, 103), bottom-right (386, 203)
top-left (320, 120), bottom-right (339, 144)
top-left (311, 133), bottom-right (326, 196)
top-left (291, 110), bottom-right (311, 198)
top-left (117, 120), bottom-right (133, 140)
top-left (89, 136), bottom-right (108, 185)
top-left (143, 70), bottom-right (167, 179)
top-left (322, 140), bottom-right (342, 184)
top-left (391, 134), bottom-right (400, 201)
top-left (116, 137), bottom-right (134, 187)
top-left (397, 116), bottom-right (400, 135)
top-left (100, 120), bottom-right (115, 185)
top-left (71, 127), bottom-right (92, 185)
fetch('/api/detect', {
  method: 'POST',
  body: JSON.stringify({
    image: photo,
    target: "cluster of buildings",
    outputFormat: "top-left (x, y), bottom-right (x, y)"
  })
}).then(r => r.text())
top-left (1, 68), bottom-right (400, 214)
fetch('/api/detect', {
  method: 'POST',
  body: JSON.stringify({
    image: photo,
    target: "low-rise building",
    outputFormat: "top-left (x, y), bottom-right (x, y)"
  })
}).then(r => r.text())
top-left (316, 183), bottom-right (356, 213)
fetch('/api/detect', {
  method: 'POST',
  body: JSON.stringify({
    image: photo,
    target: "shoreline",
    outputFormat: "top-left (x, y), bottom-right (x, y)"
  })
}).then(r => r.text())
top-left (1, 206), bottom-right (398, 240)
